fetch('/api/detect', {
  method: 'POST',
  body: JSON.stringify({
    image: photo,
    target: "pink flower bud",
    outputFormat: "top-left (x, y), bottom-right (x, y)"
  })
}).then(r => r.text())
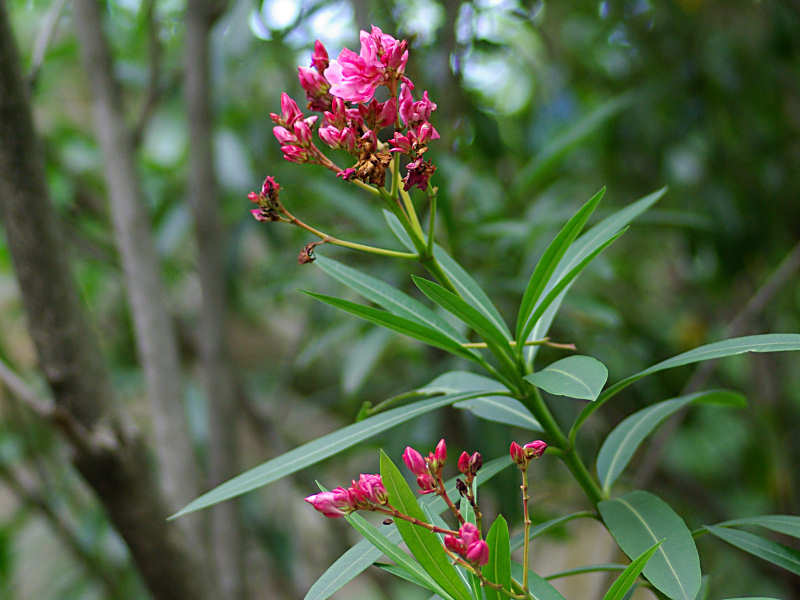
top-left (281, 145), bottom-right (309, 163)
top-left (273, 126), bottom-right (296, 145)
top-left (270, 92), bottom-right (303, 127)
top-left (465, 540), bottom-right (489, 566)
top-left (457, 451), bottom-right (470, 475)
top-left (524, 440), bottom-right (547, 458)
top-left (444, 534), bottom-right (464, 554)
top-left (351, 473), bottom-right (388, 505)
top-left (261, 176), bottom-right (280, 199)
top-left (377, 98), bottom-right (397, 128)
top-left (336, 167), bottom-right (357, 180)
top-left (510, 441), bottom-right (526, 466)
top-left (293, 119), bottom-right (313, 145)
top-left (247, 191), bottom-right (260, 203)
top-left (389, 131), bottom-right (413, 154)
top-left (468, 452), bottom-right (482, 475)
top-left (433, 438), bottom-right (447, 465)
top-left (458, 523), bottom-right (480, 546)
top-left (311, 40), bottom-right (329, 73)
top-left (304, 487), bottom-right (356, 518)
top-left (416, 473), bottom-right (437, 494)
top-left (403, 447), bottom-right (427, 476)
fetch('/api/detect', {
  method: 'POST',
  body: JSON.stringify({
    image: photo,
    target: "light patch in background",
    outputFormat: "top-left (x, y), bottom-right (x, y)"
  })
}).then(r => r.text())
top-left (285, 0), bottom-right (354, 50)
top-left (393, 0), bottom-right (444, 45)
top-left (462, 50), bottom-right (533, 115)
top-left (262, 0), bottom-right (301, 29)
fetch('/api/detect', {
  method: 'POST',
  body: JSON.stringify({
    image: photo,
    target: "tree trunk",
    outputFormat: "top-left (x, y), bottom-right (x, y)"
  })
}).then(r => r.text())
top-left (0, 5), bottom-right (208, 598)
top-left (184, 0), bottom-right (246, 597)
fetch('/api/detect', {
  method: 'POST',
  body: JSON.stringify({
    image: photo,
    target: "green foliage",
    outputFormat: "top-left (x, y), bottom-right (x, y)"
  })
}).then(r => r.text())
top-left (481, 515), bottom-right (511, 600)
top-left (525, 355), bottom-right (608, 401)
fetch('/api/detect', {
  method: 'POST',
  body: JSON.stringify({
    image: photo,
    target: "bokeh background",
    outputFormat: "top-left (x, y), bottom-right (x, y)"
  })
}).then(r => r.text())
top-left (1, 0), bottom-right (799, 598)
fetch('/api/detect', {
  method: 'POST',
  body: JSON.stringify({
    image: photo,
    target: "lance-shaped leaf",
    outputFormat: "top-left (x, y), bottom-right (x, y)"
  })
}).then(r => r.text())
top-left (704, 526), bottom-right (800, 576)
top-left (596, 390), bottom-right (746, 493)
top-left (171, 391), bottom-right (481, 518)
top-left (509, 564), bottom-right (567, 600)
top-left (516, 187), bottom-right (605, 340)
top-left (714, 515), bottom-right (800, 539)
top-left (315, 254), bottom-right (465, 342)
top-left (483, 515), bottom-right (511, 600)
top-left (304, 291), bottom-right (480, 362)
top-left (602, 540), bottom-right (662, 600)
top-left (525, 188), bottom-right (666, 364)
top-left (599, 491), bottom-right (701, 600)
top-left (305, 456), bottom-right (511, 600)
top-left (510, 511), bottom-right (596, 551)
top-left (375, 563), bottom-right (439, 593)
top-left (433, 244), bottom-right (512, 339)
top-left (455, 395), bottom-right (543, 431)
top-left (520, 229), bottom-right (627, 344)
top-left (525, 355), bottom-right (608, 401)
top-left (412, 275), bottom-right (517, 379)
top-left (383, 209), bottom-right (417, 252)
top-left (572, 333), bottom-right (800, 441)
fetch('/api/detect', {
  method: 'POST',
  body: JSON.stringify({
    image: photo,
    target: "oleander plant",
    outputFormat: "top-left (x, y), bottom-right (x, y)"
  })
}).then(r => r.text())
top-left (174, 27), bottom-right (800, 600)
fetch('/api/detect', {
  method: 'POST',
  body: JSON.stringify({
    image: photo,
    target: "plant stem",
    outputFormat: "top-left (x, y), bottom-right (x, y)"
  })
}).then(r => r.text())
top-left (373, 506), bottom-right (459, 536)
top-left (520, 466), bottom-right (531, 592)
top-left (427, 190), bottom-right (437, 255)
top-left (437, 474), bottom-right (465, 525)
top-left (461, 338), bottom-right (576, 350)
top-left (399, 186), bottom-right (425, 240)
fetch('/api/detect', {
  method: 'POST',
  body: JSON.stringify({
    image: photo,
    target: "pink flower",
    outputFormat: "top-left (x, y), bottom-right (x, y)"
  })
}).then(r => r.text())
top-left (336, 167), bottom-right (357, 180)
top-left (273, 126), bottom-right (295, 145)
top-left (444, 534), bottom-right (463, 554)
top-left (261, 176), bottom-right (280, 198)
top-left (458, 523), bottom-right (480, 546)
top-left (270, 92), bottom-right (303, 127)
top-left (524, 440), bottom-right (547, 458)
top-left (358, 98), bottom-right (397, 130)
top-left (416, 473), bottom-right (437, 494)
top-left (304, 487), bottom-right (356, 518)
top-left (416, 122), bottom-right (439, 144)
top-left (465, 540), bottom-right (489, 566)
top-left (350, 473), bottom-right (388, 505)
top-left (403, 157), bottom-right (436, 191)
top-left (298, 66), bottom-right (331, 111)
top-left (510, 440), bottom-right (548, 466)
top-left (403, 447), bottom-right (427, 476)
top-left (318, 125), bottom-right (356, 153)
top-left (399, 84), bottom-right (437, 127)
top-left (281, 145), bottom-right (310, 163)
top-left (311, 40), bottom-right (329, 73)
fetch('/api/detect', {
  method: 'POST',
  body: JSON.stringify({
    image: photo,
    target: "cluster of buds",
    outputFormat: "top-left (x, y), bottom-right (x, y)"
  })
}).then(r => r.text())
top-left (247, 176), bottom-right (282, 222)
top-left (509, 440), bottom-right (547, 468)
top-left (444, 523), bottom-right (489, 567)
top-left (249, 25), bottom-right (440, 221)
top-left (304, 472), bottom-right (388, 518)
top-left (402, 438), bottom-right (448, 494)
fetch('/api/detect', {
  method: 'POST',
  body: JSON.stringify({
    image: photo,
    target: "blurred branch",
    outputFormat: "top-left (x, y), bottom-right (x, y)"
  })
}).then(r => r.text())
top-left (27, 0), bottom-right (68, 89)
top-left (634, 240), bottom-right (800, 487)
top-left (131, 0), bottom-right (162, 148)
top-left (72, 0), bottom-right (202, 537)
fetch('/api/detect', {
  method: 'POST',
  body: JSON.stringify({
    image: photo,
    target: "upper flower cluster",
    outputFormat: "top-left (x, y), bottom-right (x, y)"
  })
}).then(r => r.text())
top-left (263, 26), bottom-right (439, 195)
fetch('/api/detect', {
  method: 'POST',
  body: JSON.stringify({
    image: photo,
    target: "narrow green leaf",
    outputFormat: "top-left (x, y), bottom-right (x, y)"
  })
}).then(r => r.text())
top-left (412, 275), bottom-right (518, 379)
top-left (455, 395), bottom-right (543, 431)
top-left (520, 229), bottom-right (627, 344)
top-left (171, 391), bottom-right (479, 518)
top-left (305, 291), bottom-right (480, 362)
top-left (342, 329), bottom-right (390, 395)
top-left (510, 511), bottom-right (596, 551)
top-left (525, 188), bottom-right (666, 364)
top-left (544, 564), bottom-right (626, 580)
top-left (383, 209), bottom-right (417, 252)
top-left (380, 450), bottom-right (472, 600)
top-left (418, 370), bottom-right (507, 395)
top-left (433, 244), bottom-right (512, 339)
top-left (315, 254), bottom-right (465, 341)
top-left (715, 515), bottom-right (800, 539)
top-left (483, 516), bottom-right (511, 600)
top-left (375, 563), bottom-right (439, 593)
top-left (573, 334), bottom-right (800, 439)
top-left (305, 456), bottom-right (511, 600)
top-left (597, 390), bottom-right (746, 493)
top-left (525, 355), bottom-right (608, 401)
top-left (704, 525), bottom-right (800, 576)
top-left (516, 187), bottom-right (605, 340)
top-left (509, 564), bottom-right (567, 600)
top-left (599, 491), bottom-right (701, 600)
top-left (344, 512), bottom-right (453, 599)
top-left (602, 540), bottom-right (662, 600)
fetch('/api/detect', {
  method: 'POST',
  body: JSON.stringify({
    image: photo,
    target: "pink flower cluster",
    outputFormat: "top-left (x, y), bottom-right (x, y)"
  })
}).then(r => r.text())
top-left (509, 440), bottom-right (548, 467)
top-left (444, 523), bottom-right (489, 566)
top-left (403, 438), bottom-right (448, 494)
top-left (304, 473), bottom-right (387, 518)
top-left (256, 26), bottom-right (439, 200)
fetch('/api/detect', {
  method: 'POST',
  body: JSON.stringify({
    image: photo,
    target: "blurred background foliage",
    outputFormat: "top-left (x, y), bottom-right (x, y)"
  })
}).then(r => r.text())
top-left (1, 0), bottom-right (799, 598)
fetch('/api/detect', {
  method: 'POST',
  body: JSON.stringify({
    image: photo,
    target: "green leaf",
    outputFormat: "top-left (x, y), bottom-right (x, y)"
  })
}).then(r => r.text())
top-left (545, 564), bottom-right (626, 580)
top-left (455, 396), bottom-right (543, 431)
top-left (509, 511), bottom-right (596, 551)
top-left (509, 564), bottom-right (567, 600)
top-left (344, 512), bottom-right (453, 599)
top-left (412, 275), bottom-right (518, 380)
top-left (375, 563), bottom-right (439, 593)
top-left (596, 390), bottom-right (746, 493)
top-left (433, 244), bottom-right (512, 339)
top-left (383, 209), bottom-right (417, 252)
top-left (305, 291), bottom-right (480, 362)
top-left (171, 391), bottom-right (480, 518)
top-left (602, 540), bottom-right (662, 600)
top-left (715, 515), bottom-right (800, 539)
top-left (525, 355), bottom-right (608, 401)
top-left (315, 254), bottom-right (465, 342)
top-left (520, 229), bottom-right (627, 344)
top-left (380, 450), bottom-right (472, 600)
top-left (573, 333), bottom-right (800, 440)
top-left (305, 456), bottom-right (511, 600)
top-left (525, 188), bottom-right (666, 364)
top-left (516, 187), bottom-right (605, 340)
top-left (418, 370), bottom-right (506, 395)
top-left (599, 491), bottom-right (701, 600)
top-left (342, 328), bottom-right (390, 396)
top-left (483, 516), bottom-right (511, 600)
top-left (704, 525), bottom-right (800, 576)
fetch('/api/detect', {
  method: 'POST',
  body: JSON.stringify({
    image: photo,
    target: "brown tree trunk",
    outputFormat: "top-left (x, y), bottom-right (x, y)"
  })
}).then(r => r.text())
top-left (184, 0), bottom-right (246, 597)
top-left (0, 4), bottom-right (208, 599)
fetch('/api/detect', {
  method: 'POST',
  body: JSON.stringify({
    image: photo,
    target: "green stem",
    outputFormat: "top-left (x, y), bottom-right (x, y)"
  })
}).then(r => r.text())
top-left (522, 385), bottom-right (605, 505)
top-left (427, 191), bottom-right (437, 255)
top-left (520, 466), bottom-right (531, 592)
top-left (399, 186), bottom-right (425, 240)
